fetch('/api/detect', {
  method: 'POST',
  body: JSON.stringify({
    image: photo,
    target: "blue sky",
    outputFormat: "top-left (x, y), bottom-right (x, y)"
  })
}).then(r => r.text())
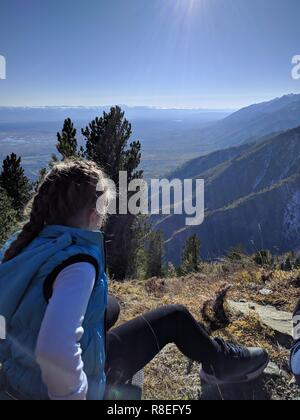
top-left (0, 0), bottom-right (300, 109)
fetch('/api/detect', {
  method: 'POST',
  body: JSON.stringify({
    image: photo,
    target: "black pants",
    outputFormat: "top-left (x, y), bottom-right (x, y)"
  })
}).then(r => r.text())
top-left (105, 296), bottom-right (219, 386)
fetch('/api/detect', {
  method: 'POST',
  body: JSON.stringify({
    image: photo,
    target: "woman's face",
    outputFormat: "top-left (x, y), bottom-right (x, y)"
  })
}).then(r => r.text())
top-left (88, 208), bottom-right (103, 231)
top-left (86, 181), bottom-right (111, 231)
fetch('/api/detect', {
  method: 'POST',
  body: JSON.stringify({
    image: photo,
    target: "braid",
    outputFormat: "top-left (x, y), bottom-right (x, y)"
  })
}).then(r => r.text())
top-left (2, 159), bottom-right (111, 263)
top-left (3, 181), bottom-right (50, 263)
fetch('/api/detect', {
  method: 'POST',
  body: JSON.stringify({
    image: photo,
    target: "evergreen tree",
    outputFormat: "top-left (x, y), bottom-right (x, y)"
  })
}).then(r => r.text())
top-left (82, 106), bottom-right (142, 183)
top-left (0, 153), bottom-right (32, 216)
top-left (227, 246), bottom-right (244, 261)
top-left (181, 234), bottom-right (201, 274)
top-left (165, 262), bottom-right (177, 278)
top-left (254, 250), bottom-right (272, 267)
top-left (294, 258), bottom-right (300, 269)
top-left (284, 256), bottom-right (293, 272)
top-left (146, 231), bottom-right (165, 278)
top-left (127, 216), bottom-right (150, 279)
top-left (56, 118), bottom-right (78, 160)
top-left (0, 187), bottom-right (18, 247)
top-left (81, 106), bottom-right (143, 279)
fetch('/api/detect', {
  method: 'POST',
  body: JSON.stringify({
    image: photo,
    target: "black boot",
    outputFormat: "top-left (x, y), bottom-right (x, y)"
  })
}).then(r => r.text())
top-left (200, 338), bottom-right (269, 385)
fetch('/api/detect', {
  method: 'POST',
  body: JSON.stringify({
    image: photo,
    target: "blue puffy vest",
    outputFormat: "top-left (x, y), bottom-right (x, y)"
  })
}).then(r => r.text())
top-left (0, 225), bottom-right (108, 400)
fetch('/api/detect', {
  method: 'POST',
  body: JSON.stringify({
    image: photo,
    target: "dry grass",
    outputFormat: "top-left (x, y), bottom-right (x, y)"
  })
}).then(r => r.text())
top-left (109, 264), bottom-right (300, 400)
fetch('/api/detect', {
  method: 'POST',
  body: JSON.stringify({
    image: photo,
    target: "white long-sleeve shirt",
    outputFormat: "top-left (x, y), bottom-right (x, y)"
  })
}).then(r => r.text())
top-left (36, 262), bottom-right (96, 400)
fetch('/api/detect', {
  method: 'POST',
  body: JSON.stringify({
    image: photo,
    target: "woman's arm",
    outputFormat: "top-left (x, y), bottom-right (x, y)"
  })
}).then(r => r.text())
top-left (36, 262), bottom-right (96, 400)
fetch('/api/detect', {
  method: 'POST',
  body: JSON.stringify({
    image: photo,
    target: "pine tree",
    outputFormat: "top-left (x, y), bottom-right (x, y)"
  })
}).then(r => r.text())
top-left (146, 231), bottom-right (165, 278)
top-left (181, 234), bottom-right (201, 274)
top-left (0, 187), bottom-right (18, 246)
top-left (0, 153), bottom-right (32, 216)
top-left (227, 246), bottom-right (244, 261)
top-left (294, 258), bottom-right (300, 269)
top-left (56, 118), bottom-right (78, 160)
top-left (126, 216), bottom-right (150, 279)
top-left (81, 106), bottom-right (143, 279)
top-left (165, 262), bottom-right (177, 278)
top-left (254, 250), bottom-right (272, 266)
top-left (284, 257), bottom-right (293, 272)
top-left (82, 106), bottom-right (142, 183)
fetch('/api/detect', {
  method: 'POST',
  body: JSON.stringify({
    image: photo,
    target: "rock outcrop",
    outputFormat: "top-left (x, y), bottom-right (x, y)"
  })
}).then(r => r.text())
top-left (228, 300), bottom-right (293, 348)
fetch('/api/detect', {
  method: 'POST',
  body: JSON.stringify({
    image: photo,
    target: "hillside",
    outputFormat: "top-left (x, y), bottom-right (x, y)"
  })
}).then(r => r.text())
top-left (197, 94), bottom-right (300, 149)
top-left (155, 126), bottom-right (300, 264)
top-left (110, 260), bottom-right (300, 400)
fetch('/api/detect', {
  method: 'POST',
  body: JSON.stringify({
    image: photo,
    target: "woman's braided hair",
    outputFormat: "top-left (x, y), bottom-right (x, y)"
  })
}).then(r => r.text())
top-left (3, 159), bottom-right (109, 263)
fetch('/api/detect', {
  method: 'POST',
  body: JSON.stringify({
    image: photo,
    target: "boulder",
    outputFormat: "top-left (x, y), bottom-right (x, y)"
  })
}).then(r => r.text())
top-left (228, 300), bottom-right (293, 338)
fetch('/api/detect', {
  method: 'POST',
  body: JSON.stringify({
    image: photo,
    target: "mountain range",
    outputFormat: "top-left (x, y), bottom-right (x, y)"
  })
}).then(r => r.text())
top-left (155, 124), bottom-right (300, 264)
top-left (194, 93), bottom-right (300, 150)
top-left (0, 106), bottom-right (230, 124)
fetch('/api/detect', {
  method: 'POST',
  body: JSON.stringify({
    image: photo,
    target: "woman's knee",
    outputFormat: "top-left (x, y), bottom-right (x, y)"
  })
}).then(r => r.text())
top-left (166, 304), bottom-right (190, 318)
top-left (161, 305), bottom-right (192, 342)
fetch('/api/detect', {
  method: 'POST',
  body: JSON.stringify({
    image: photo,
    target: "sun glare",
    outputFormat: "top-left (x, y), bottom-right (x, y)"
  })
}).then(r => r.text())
top-left (185, 0), bottom-right (199, 16)
top-left (174, 0), bottom-right (203, 18)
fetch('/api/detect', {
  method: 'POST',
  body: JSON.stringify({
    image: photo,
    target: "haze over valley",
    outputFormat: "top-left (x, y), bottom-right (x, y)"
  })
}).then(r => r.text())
top-left (0, 106), bottom-right (231, 179)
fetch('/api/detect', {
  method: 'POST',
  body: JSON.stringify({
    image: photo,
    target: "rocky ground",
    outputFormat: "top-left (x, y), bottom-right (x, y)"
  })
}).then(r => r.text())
top-left (110, 260), bottom-right (300, 400)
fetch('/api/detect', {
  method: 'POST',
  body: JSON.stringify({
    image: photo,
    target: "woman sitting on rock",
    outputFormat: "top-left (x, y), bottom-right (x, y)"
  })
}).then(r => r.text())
top-left (0, 160), bottom-right (269, 400)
